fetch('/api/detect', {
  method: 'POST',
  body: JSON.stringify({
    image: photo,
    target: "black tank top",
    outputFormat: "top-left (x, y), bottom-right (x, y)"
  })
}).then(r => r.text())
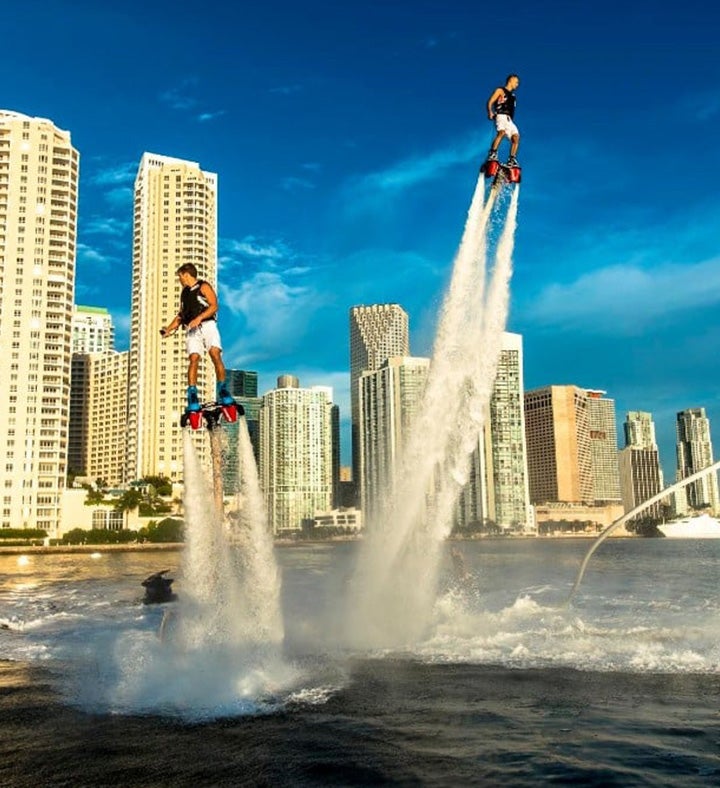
top-left (180, 280), bottom-right (215, 325)
top-left (494, 88), bottom-right (516, 119)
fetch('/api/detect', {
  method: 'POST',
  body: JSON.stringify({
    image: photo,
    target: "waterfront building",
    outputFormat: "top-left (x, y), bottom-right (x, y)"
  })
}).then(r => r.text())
top-left (524, 385), bottom-right (593, 504)
top-left (68, 351), bottom-right (129, 486)
top-left (259, 376), bottom-right (334, 534)
top-left (221, 369), bottom-right (261, 493)
top-left (69, 307), bottom-right (124, 482)
top-left (624, 410), bottom-right (657, 450)
top-left (618, 411), bottom-right (664, 520)
top-left (585, 390), bottom-right (622, 503)
top-left (358, 356), bottom-right (429, 524)
top-left (349, 304), bottom-right (409, 504)
top-left (0, 111), bottom-right (78, 534)
top-left (127, 153), bottom-right (217, 482)
top-left (456, 332), bottom-right (532, 532)
top-left (675, 408), bottom-right (719, 513)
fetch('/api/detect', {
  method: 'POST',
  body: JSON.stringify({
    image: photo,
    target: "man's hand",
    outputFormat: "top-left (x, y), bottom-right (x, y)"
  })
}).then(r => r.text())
top-left (488, 111), bottom-right (495, 120)
top-left (187, 317), bottom-right (202, 330)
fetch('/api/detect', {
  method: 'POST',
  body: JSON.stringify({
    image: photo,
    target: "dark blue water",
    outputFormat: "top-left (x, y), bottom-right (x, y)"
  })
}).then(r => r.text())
top-left (1, 540), bottom-right (719, 786)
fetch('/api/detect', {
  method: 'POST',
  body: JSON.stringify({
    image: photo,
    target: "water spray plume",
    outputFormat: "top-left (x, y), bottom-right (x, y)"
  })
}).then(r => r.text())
top-left (348, 176), bottom-right (520, 649)
top-left (568, 458), bottom-right (720, 605)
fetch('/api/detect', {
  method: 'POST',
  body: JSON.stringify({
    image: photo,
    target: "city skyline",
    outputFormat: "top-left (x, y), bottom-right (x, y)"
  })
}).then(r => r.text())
top-left (2, 1), bottom-right (719, 479)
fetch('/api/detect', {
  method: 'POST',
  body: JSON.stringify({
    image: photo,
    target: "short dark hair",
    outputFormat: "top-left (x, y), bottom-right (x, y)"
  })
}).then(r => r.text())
top-left (506, 73), bottom-right (519, 83)
top-left (176, 263), bottom-right (198, 278)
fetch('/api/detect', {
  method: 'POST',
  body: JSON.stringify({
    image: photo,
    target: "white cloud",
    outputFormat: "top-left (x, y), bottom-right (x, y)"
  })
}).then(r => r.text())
top-left (220, 235), bottom-right (292, 264)
top-left (527, 257), bottom-right (720, 335)
top-left (216, 234), bottom-right (324, 364)
top-left (104, 186), bottom-right (133, 208)
top-left (83, 216), bottom-right (129, 237)
top-left (348, 133), bottom-right (483, 197)
top-left (220, 269), bottom-right (325, 364)
top-left (159, 78), bottom-right (199, 110)
top-left (90, 161), bottom-right (137, 186)
top-left (76, 242), bottom-right (117, 272)
top-left (198, 110), bottom-right (226, 123)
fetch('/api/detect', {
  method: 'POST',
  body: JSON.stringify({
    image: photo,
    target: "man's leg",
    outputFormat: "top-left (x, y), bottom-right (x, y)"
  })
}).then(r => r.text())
top-left (506, 133), bottom-right (520, 167)
top-left (208, 347), bottom-right (233, 404)
top-left (488, 129), bottom-right (504, 159)
top-left (186, 354), bottom-right (201, 411)
top-left (188, 354), bottom-right (200, 386)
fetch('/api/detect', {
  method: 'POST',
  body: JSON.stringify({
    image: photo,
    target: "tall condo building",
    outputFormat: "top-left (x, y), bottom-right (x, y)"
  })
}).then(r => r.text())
top-left (259, 376), bottom-right (334, 534)
top-left (486, 333), bottom-right (531, 529)
top-left (585, 390), bottom-right (622, 503)
top-left (618, 411), bottom-right (664, 519)
top-left (0, 111), bottom-right (78, 534)
top-left (226, 368), bottom-right (261, 459)
top-left (358, 356), bottom-right (430, 524)
top-left (349, 304), bottom-right (409, 503)
top-left (624, 410), bottom-right (657, 450)
top-left (72, 305), bottom-right (114, 353)
top-left (457, 332), bottom-right (531, 532)
top-left (127, 153), bottom-right (217, 482)
top-left (524, 385), bottom-right (593, 504)
top-left (69, 351), bottom-right (129, 486)
top-left (676, 408), bottom-right (719, 512)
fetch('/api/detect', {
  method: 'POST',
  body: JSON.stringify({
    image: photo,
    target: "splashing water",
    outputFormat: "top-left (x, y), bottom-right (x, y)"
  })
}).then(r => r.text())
top-left (226, 418), bottom-right (284, 645)
top-left (109, 424), bottom-right (294, 718)
top-left (348, 175), bottom-right (520, 649)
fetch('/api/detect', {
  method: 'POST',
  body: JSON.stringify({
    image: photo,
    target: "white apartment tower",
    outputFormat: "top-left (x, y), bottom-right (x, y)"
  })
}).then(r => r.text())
top-left (457, 332), bottom-right (531, 532)
top-left (624, 410), bottom-right (657, 450)
top-left (72, 305), bottom-right (114, 353)
top-left (485, 333), bottom-right (532, 530)
top-left (127, 153), bottom-right (217, 482)
top-left (260, 376), bottom-right (334, 534)
top-left (618, 411), bottom-right (664, 519)
top-left (349, 304), bottom-right (409, 500)
top-left (0, 111), bottom-right (78, 534)
top-left (676, 408), bottom-right (719, 513)
top-left (358, 356), bottom-right (430, 524)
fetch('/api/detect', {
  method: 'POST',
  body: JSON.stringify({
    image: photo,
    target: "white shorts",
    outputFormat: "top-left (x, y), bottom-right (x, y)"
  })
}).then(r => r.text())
top-left (186, 320), bottom-right (222, 356)
top-left (495, 113), bottom-right (519, 139)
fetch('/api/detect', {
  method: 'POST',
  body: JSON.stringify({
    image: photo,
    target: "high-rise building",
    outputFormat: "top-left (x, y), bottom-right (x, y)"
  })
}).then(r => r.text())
top-left (68, 351), bottom-right (129, 486)
top-left (220, 368), bottom-right (261, 492)
top-left (72, 305), bottom-right (114, 353)
top-left (524, 385), bottom-right (593, 504)
top-left (0, 111), bottom-right (78, 534)
top-left (618, 411), bottom-right (664, 520)
top-left (585, 390), bottom-right (621, 503)
top-left (226, 369), bottom-right (257, 397)
top-left (358, 356), bottom-right (429, 523)
top-left (484, 333), bottom-right (531, 529)
top-left (624, 410), bottom-right (657, 450)
top-left (69, 307), bottom-right (122, 481)
top-left (127, 153), bottom-right (217, 482)
top-left (676, 408), bottom-right (719, 512)
top-left (259, 376), bottom-right (334, 534)
top-left (457, 332), bottom-right (531, 532)
top-left (349, 304), bottom-right (409, 504)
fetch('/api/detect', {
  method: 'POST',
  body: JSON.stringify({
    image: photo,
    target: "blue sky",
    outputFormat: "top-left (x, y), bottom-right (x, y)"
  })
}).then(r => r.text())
top-left (3, 0), bottom-right (720, 472)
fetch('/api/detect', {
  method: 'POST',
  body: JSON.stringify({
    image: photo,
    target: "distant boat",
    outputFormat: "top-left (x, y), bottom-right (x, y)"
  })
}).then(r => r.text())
top-left (657, 513), bottom-right (720, 539)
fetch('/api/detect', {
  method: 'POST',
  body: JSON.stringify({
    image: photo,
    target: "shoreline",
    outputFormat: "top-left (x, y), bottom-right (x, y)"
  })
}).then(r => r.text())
top-left (0, 532), bottom-right (639, 556)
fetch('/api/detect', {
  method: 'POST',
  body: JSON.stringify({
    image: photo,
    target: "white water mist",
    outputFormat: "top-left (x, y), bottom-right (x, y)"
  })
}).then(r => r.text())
top-left (347, 176), bottom-right (520, 649)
